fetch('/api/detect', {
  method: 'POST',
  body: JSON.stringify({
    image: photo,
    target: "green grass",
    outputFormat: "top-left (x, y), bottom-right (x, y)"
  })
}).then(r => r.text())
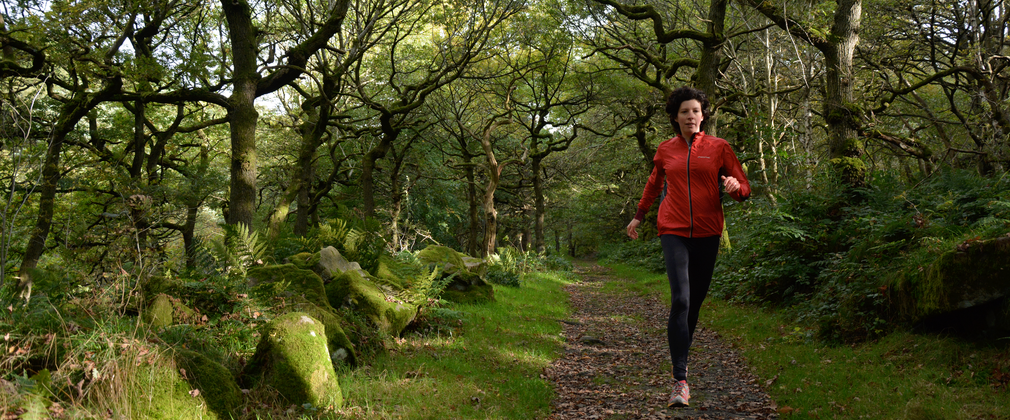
top-left (333, 270), bottom-right (573, 419)
top-left (602, 262), bottom-right (1010, 420)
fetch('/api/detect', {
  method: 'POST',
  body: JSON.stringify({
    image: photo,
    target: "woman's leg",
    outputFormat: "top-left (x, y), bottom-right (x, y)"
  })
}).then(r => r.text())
top-left (662, 234), bottom-right (721, 382)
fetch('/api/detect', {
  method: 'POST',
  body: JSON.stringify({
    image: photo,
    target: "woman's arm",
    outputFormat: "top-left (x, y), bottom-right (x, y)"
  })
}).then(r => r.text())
top-left (721, 144), bottom-right (751, 202)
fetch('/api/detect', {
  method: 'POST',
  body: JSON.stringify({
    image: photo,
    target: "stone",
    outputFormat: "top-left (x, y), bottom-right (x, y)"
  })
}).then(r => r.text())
top-left (143, 294), bottom-right (175, 327)
top-left (289, 302), bottom-right (358, 367)
top-left (245, 313), bottom-right (343, 409)
top-left (440, 271), bottom-right (495, 304)
top-left (416, 245), bottom-right (495, 303)
top-left (325, 269), bottom-right (417, 336)
top-left (318, 246), bottom-right (368, 280)
top-left (90, 346), bottom-right (221, 419)
top-left (142, 294), bottom-right (201, 327)
top-left (896, 235), bottom-right (1010, 329)
top-left (173, 349), bottom-right (243, 417)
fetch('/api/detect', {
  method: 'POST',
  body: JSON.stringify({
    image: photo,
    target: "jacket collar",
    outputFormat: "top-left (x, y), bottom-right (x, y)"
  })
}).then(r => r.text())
top-left (679, 131), bottom-right (706, 145)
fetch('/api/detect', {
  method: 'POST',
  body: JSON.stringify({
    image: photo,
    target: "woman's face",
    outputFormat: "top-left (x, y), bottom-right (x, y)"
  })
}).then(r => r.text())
top-left (675, 99), bottom-right (704, 137)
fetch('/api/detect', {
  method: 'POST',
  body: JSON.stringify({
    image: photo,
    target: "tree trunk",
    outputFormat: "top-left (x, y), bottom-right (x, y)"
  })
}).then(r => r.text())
top-left (222, 0), bottom-right (260, 229)
top-left (694, 0), bottom-right (728, 136)
top-left (361, 117), bottom-right (396, 217)
top-left (465, 159), bottom-right (480, 257)
top-left (482, 180), bottom-right (499, 257)
top-left (294, 161), bottom-right (314, 236)
top-left (532, 156), bottom-right (546, 254)
top-left (824, 0), bottom-right (864, 186)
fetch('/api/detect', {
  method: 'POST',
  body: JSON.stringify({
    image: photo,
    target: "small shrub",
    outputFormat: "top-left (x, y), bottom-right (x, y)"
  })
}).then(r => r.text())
top-left (486, 265), bottom-right (521, 287)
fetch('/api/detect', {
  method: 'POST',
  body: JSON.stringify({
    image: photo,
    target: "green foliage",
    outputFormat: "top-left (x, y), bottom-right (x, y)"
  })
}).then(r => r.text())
top-left (189, 223), bottom-right (269, 282)
top-left (485, 246), bottom-right (574, 287)
top-left (713, 168), bottom-right (1010, 343)
top-left (291, 217), bottom-right (386, 275)
top-left (397, 260), bottom-right (451, 307)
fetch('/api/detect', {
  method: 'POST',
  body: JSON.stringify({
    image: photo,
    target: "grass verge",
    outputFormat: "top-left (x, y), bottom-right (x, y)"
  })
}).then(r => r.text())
top-left (332, 270), bottom-right (573, 419)
top-left (601, 262), bottom-right (1010, 420)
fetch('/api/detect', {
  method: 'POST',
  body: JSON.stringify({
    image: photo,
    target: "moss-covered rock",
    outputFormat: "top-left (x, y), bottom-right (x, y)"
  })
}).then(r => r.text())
top-left (325, 270), bottom-right (417, 336)
top-left (373, 254), bottom-right (407, 290)
top-left (142, 294), bottom-right (201, 327)
top-left (245, 313), bottom-right (343, 409)
top-left (290, 302), bottom-right (358, 367)
top-left (895, 236), bottom-right (1010, 327)
top-left (173, 349), bottom-right (242, 417)
top-left (318, 246), bottom-right (369, 280)
top-left (144, 294), bottom-right (175, 327)
top-left (247, 265), bottom-right (330, 309)
top-left (416, 245), bottom-right (468, 271)
top-left (440, 271), bottom-right (495, 304)
top-left (88, 346), bottom-right (220, 419)
top-left (416, 245), bottom-right (494, 304)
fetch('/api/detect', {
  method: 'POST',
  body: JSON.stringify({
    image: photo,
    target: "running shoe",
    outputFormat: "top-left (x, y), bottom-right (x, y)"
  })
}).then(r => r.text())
top-left (668, 379), bottom-right (690, 407)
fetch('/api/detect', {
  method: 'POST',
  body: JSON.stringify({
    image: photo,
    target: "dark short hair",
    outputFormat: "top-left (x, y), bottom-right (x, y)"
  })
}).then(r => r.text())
top-left (665, 87), bottom-right (711, 135)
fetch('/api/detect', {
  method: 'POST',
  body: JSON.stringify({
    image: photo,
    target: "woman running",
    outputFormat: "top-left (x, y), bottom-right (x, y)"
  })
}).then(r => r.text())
top-left (626, 86), bottom-right (750, 408)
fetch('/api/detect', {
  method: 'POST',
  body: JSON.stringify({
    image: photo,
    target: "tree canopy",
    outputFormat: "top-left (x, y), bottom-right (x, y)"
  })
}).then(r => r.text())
top-left (1, 0), bottom-right (1008, 280)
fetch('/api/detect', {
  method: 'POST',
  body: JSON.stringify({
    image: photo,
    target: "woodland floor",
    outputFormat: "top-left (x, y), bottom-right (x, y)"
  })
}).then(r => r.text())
top-left (545, 262), bottom-right (780, 420)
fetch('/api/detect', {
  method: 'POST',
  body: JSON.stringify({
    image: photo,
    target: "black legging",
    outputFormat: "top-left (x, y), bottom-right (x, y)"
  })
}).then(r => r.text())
top-left (661, 234), bottom-right (721, 381)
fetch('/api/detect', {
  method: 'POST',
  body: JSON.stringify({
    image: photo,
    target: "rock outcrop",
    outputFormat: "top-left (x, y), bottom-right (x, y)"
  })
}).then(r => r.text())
top-left (244, 313), bottom-right (343, 409)
top-left (895, 235), bottom-right (1010, 331)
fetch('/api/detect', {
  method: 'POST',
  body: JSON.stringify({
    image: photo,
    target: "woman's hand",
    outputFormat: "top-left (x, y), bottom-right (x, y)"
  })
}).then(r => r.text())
top-left (626, 218), bottom-right (641, 240)
top-left (721, 175), bottom-right (740, 194)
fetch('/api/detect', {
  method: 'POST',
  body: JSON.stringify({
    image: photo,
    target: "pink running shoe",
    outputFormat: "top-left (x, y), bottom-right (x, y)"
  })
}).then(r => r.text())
top-left (668, 380), bottom-right (690, 407)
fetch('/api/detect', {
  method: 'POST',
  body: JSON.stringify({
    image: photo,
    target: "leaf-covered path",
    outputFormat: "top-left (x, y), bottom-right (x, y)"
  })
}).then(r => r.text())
top-left (545, 263), bottom-right (779, 420)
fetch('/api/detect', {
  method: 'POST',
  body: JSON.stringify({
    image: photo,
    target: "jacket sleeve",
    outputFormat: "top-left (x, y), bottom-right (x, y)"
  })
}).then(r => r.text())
top-left (721, 143), bottom-right (750, 202)
top-left (634, 158), bottom-right (666, 221)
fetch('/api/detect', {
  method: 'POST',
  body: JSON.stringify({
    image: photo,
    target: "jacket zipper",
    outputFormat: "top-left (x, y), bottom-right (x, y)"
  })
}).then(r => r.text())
top-left (686, 133), bottom-right (695, 238)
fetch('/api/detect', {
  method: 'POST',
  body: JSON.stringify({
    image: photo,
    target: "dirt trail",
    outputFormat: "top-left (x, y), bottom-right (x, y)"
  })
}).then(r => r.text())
top-left (545, 262), bottom-right (779, 420)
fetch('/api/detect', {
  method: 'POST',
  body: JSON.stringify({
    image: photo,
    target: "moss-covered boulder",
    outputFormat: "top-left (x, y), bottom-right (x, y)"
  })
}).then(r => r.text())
top-left (173, 349), bottom-right (242, 417)
top-left (247, 265), bottom-right (330, 309)
top-left (319, 246), bottom-right (369, 279)
top-left (416, 245), bottom-right (468, 271)
top-left (143, 294), bottom-right (201, 327)
top-left (325, 270), bottom-right (417, 336)
top-left (290, 302), bottom-right (358, 367)
top-left (88, 346), bottom-right (221, 419)
top-left (288, 251), bottom-right (321, 271)
top-left (440, 271), bottom-right (495, 304)
top-left (895, 236), bottom-right (1010, 327)
top-left (416, 245), bottom-right (494, 304)
top-left (245, 313), bottom-right (343, 409)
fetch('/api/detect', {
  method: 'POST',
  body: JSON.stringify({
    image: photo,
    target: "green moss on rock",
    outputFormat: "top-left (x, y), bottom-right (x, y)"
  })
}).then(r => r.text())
top-left (173, 349), bottom-right (242, 417)
top-left (373, 254), bottom-right (407, 289)
top-left (144, 294), bottom-right (175, 327)
top-left (326, 270), bottom-right (417, 336)
top-left (439, 271), bottom-right (495, 304)
top-left (248, 265), bottom-right (330, 309)
top-left (90, 346), bottom-right (220, 419)
top-left (290, 302), bottom-right (358, 367)
top-left (246, 312), bottom-right (343, 409)
top-left (416, 245), bottom-right (468, 271)
top-left (288, 252), bottom-right (320, 271)
top-left (896, 236), bottom-right (1010, 321)
top-left (143, 294), bottom-right (201, 327)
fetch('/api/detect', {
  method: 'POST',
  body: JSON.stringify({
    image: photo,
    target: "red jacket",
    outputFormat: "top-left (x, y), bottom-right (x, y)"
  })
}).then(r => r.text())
top-left (634, 132), bottom-right (750, 238)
